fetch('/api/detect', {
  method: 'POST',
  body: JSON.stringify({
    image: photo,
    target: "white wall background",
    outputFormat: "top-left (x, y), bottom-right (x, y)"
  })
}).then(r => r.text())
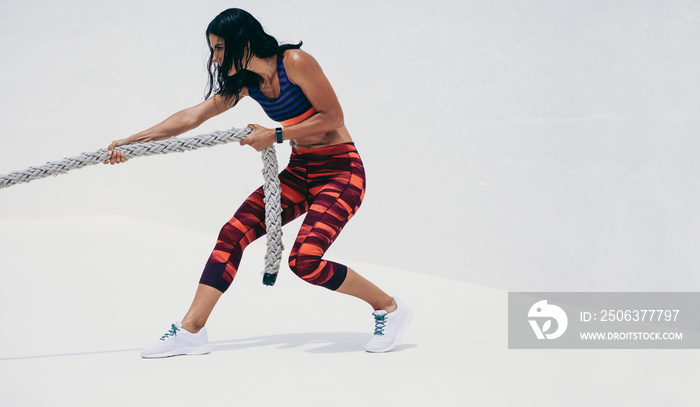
top-left (1, 0), bottom-right (699, 292)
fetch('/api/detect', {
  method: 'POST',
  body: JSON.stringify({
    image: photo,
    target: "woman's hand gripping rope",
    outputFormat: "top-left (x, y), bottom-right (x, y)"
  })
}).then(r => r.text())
top-left (104, 138), bottom-right (131, 165)
top-left (240, 124), bottom-right (276, 152)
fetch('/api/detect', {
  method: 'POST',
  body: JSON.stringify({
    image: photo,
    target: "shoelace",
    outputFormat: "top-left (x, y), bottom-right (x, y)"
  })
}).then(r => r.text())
top-left (373, 313), bottom-right (388, 336)
top-left (159, 324), bottom-right (179, 341)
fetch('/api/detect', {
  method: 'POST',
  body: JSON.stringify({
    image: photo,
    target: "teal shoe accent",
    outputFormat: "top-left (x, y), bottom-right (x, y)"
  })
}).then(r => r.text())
top-left (373, 312), bottom-right (388, 336)
top-left (159, 324), bottom-right (179, 341)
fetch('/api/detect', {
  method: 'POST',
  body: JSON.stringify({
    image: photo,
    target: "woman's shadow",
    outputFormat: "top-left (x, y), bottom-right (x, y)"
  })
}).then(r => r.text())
top-left (0, 333), bottom-right (417, 360)
top-left (211, 332), bottom-right (417, 354)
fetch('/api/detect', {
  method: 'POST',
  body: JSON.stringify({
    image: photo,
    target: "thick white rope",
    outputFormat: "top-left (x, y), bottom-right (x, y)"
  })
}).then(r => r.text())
top-left (0, 127), bottom-right (284, 285)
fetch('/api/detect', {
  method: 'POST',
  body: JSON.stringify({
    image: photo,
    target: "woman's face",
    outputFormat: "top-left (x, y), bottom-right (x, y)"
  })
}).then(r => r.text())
top-left (209, 33), bottom-right (251, 76)
top-left (209, 34), bottom-right (226, 68)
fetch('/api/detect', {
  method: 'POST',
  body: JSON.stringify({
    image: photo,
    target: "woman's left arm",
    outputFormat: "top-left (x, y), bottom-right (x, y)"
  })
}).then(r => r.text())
top-left (241, 50), bottom-right (345, 151)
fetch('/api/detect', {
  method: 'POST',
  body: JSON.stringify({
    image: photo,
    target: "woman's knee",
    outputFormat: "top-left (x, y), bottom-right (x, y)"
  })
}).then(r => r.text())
top-left (288, 253), bottom-right (347, 290)
top-left (288, 252), bottom-right (322, 282)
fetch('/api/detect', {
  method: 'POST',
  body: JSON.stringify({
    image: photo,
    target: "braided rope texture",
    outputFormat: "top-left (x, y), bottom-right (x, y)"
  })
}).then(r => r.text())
top-left (0, 127), bottom-right (284, 283)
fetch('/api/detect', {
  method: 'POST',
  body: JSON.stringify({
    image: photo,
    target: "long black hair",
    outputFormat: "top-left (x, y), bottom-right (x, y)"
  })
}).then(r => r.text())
top-left (205, 8), bottom-right (302, 106)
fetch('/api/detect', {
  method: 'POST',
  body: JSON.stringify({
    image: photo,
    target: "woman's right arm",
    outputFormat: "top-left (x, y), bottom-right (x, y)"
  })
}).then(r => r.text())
top-left (104, 93), bottom-right (236, 165)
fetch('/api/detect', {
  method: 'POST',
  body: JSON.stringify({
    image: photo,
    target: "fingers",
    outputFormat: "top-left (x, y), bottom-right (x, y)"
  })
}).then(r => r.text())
top-left (105, 142), bottom-right (115, 165)
top-left (103, 143), bottom-right (128, 165)
top-left (240, 124), bottom-right (256, 148)
top-left (103, 138), bottom-right (134, 165)
top-left (104, 150), bottom-right (127, 165)
top-left (240, 124), bottom-right (271, 152)
top-left (239, 137), bottom-right (264, 152)
top-left (113, 151), bottom-right (127, 164)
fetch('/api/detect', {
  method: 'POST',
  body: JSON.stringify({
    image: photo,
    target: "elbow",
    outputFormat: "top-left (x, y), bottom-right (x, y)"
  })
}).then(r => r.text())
top-left (323, 109), bottom-right (344, 131)
top-left (334, 114), bottom-right (345, 130)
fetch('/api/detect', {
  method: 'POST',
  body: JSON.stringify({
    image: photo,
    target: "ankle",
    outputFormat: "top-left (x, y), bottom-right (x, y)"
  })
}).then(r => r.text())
top-left (181, 320), bottom-right (204, 334)
top-left (377, 297), bottom-right (397, 313)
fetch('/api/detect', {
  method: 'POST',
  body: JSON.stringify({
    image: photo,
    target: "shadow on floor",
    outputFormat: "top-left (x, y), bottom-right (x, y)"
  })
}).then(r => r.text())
top-left (0, 348), bottom-right (142, 361)
top-left (211, 332), bottom-right (418, 354)
top-left (0, 332), bottom-right (418, 360)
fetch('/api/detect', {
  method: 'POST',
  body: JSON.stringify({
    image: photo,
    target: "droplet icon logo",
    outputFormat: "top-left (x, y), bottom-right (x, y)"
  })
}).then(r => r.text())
top-left (528, 300), bottom-right (568, 339)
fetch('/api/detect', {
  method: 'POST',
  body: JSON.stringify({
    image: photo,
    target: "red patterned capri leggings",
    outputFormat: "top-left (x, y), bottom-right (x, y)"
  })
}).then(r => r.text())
top-left (199, 142), bottom-right (366, 293)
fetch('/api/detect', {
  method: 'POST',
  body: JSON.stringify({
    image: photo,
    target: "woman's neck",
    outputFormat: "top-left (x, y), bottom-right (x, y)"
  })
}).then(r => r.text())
top-left (247, 56), bottom-right (276, 80)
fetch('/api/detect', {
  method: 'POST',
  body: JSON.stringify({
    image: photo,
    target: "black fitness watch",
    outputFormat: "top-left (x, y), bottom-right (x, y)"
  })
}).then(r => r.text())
top-left (275, 127), bottom-right (283, 144)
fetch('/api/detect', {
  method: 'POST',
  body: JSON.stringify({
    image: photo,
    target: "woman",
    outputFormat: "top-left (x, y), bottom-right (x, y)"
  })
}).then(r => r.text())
top-left (105, 8), bottom-right (412, 357)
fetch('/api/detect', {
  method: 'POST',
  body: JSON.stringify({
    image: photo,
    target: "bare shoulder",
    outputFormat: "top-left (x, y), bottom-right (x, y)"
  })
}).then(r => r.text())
top-left (283, 48), bottom-right (317, 65)
top-left (283, 49), bottom-right (323, 83)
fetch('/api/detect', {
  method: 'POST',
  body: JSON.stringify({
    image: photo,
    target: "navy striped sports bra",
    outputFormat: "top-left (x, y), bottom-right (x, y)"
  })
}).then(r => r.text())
top-left (247, 53), bottom-right (316, 126)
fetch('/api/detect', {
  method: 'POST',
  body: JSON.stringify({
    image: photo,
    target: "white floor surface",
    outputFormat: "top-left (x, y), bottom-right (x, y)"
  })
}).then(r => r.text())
top-left (0, 217), bottom-right (698, 406)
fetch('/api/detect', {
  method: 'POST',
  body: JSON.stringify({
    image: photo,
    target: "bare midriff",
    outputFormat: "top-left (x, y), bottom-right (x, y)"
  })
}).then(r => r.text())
top-left (290, 124), bottom-right (353, 149)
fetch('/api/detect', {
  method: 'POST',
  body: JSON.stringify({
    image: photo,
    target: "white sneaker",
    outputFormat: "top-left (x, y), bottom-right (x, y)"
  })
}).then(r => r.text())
top-left (140, 322), bottom-right (211, 358)
top-left (365, 297), bottom-right (414, 353)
